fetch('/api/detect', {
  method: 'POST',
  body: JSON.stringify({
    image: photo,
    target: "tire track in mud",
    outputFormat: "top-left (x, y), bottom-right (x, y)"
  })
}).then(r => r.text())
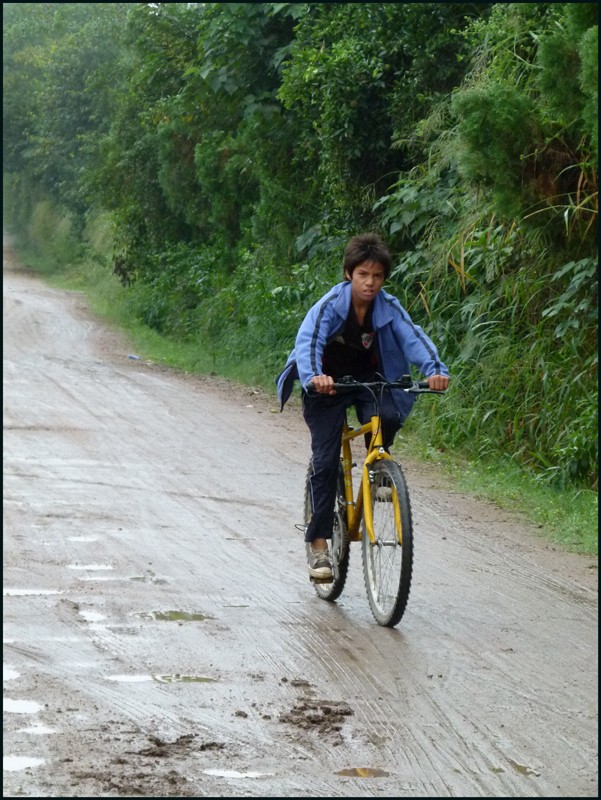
top-left (268, 502), bottom-right (596, 796)
top-left (288, 619), bottom-right (520, 797)
top-left (275, 617), bottom-right (457, 793)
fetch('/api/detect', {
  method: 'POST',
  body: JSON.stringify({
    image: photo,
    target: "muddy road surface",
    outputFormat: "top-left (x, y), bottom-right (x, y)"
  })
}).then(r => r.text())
top-left (3, 242), bottom-right (598, 798)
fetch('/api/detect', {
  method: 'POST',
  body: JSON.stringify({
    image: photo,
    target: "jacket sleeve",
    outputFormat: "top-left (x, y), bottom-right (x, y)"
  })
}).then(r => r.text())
top-left (294, 293), bottom-right (337, 389)
top-left (390, 299), bottom-right (449, 378)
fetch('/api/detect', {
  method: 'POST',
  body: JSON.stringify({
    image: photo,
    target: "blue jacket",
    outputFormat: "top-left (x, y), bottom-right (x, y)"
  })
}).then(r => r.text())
top-left (276, 281), bottom-right (449, 421)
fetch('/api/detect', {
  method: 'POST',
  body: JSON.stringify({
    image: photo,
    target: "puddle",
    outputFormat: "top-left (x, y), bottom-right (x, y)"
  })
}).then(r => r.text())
top-left (202, 769), bottom-right (273, 779)
top-left (3, 588), bottom-right (62, 596)
top-left (68, 564), bottom-right (113, 570)
top-left (154, 674), bottom-right (217, 684)
top-left (105, 673), bottom-right (217, 684)
top-left (507, 759), bottom-right (541, 777)
top-left (79, 610), bottom-right (106, 623)
top-left (77, 576), bottom-right (123, 582)
top-left (137, 610), bottom-right (210, 622)
top-left (3, 666), bottom-right (20, 681)
top-left (4, 698), bottom-right (42, 714)
top-left (66, 536), bottom-right (98, 542)
top-left (336, 767), bottom-right (391, 778)
top-left (18, 723), bottom-right (56, 735)
top-left (4, 756), bottom-right (46, 772)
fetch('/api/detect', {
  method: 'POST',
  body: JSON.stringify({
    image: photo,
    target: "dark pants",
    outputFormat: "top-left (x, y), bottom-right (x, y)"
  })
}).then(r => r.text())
top-left (302, 389), bottom-right (402, 543)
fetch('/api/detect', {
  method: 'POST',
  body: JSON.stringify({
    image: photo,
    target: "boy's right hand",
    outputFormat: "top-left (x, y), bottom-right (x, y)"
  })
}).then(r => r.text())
top-left (309, 375), bottom-right (337, 395)
top-left (427, 374), bottom-right (449, 391)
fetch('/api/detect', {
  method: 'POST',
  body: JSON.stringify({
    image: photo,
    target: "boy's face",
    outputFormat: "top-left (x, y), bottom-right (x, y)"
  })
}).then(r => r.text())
top-left (345, 260), bottom-right (385, 304)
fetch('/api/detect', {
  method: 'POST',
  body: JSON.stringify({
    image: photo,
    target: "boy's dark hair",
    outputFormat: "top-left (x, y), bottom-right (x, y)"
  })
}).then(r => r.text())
top-left (343, 233), bottom-right (392, 279)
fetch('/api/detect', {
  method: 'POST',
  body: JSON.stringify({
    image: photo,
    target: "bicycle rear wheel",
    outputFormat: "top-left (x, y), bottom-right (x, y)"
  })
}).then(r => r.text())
top-left (362, 459), bottom-right (413, 627)
top-left (304, 460), bottom-right (350, 601)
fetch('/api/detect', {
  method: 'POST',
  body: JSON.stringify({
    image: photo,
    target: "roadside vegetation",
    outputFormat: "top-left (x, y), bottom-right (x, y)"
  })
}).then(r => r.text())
top-left (3, 3), bottom-right (597, 556)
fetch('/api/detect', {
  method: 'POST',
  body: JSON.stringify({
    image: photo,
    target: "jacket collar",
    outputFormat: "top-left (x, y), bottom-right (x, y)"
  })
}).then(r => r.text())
top-left (332, 282), bottom-right (352, 320)
top-left (332, 282), bottom-right (394, 328)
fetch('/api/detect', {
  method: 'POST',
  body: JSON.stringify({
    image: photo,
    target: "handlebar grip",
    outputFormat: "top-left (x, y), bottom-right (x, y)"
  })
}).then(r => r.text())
top-left (305, 382), bottom-right (347, 393)
top-left (307, 375), bottom-right (357, 393)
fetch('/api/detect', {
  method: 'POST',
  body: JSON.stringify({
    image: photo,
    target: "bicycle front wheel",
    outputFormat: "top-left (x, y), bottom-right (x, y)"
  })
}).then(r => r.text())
top-left (362, 459), bottom-right (413, 627)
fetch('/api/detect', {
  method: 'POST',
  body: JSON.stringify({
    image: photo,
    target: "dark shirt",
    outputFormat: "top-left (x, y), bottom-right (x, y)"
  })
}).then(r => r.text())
top-left (322, 304), bottom-right (380, 381)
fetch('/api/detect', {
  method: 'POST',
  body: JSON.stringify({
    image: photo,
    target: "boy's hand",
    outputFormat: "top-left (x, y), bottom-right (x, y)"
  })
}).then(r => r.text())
top-left (310, 375), bottom-right (337, 395)
top-left (427, 374), bottom-right (449, 391)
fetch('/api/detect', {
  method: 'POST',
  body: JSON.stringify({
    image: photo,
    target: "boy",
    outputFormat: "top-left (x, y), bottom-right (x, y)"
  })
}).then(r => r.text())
top-left (277, 233), bottom-right (449, 580)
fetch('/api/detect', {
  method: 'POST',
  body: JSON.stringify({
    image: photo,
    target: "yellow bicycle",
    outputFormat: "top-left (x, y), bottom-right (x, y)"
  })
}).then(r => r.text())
top-left (303, 375), bottom-right (443, 627)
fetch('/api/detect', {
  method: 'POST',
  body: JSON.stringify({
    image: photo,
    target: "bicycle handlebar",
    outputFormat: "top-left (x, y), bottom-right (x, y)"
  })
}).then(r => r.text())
top-left (306, 374), bottom-right (446, 395)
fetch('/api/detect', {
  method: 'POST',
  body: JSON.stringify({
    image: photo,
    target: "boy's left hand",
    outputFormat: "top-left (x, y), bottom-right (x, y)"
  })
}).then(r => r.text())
top-left (427, 374), bottom-right (449, 391)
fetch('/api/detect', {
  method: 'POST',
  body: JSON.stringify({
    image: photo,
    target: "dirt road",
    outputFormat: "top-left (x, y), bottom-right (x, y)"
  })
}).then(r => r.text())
top-left (3, 242), bottom-right (598, 798)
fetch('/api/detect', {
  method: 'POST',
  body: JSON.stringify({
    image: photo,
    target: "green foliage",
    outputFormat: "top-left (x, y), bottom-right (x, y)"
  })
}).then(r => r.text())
top-left (278, 2), bottom-right (485, 222)
top-left (368, 2), bottom-right (598, 492)
top-left (2, 2), bottom-right (598, 494)
top-left (541, 257), bottom-right (598, 338)
top-left (452, 85), bottom-right (537, 216)
top-left (191, 243), bottom-right (343, 381)
top-left (578, 24), bottom-right (599, 156)
top-left (120, 242), bottom-right (216, 337)
top-left (3, 3), bottom-right (130, 222)
top-left (448, 3), bottom-right (598, 225)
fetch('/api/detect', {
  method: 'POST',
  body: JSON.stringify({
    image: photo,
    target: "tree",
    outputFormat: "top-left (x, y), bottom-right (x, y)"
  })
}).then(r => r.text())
top-left (278, 3), bottom-right (489, 230)
top-left (3, 3), bottom-right (130, 229)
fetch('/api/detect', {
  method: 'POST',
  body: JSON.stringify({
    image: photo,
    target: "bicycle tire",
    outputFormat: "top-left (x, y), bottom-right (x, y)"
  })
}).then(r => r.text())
top-left (303, 460), bottom-right (350, 601)
top-left (362, 459), bottom-right (413, 627)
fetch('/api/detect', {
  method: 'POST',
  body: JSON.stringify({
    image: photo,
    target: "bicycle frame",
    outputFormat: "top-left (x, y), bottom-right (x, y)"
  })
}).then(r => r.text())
top-left (305, 375), bottom-right (443, 624)
top-left (308, 375), bottom-right (442, 550)
top-left (340, 414), bottom-right (401, 545)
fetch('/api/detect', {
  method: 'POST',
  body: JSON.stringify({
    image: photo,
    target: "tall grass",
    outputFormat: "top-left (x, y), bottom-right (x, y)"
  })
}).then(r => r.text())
top-left (397, 423), bottom-right (598, 557)
top-left (384, 195), bottom-right (598, 492)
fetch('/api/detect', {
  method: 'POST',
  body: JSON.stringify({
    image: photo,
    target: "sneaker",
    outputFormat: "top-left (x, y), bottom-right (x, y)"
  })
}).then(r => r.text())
top-left (306, 544), bottom-right (333, 580)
